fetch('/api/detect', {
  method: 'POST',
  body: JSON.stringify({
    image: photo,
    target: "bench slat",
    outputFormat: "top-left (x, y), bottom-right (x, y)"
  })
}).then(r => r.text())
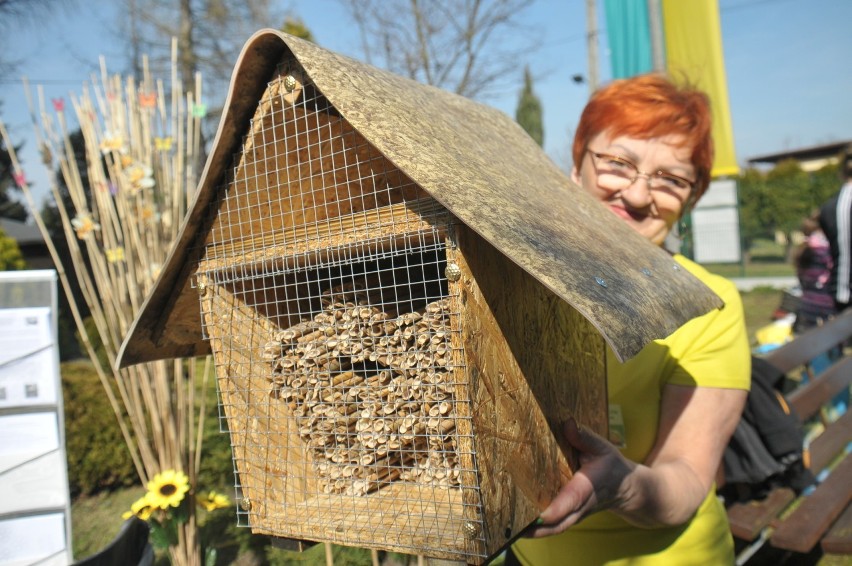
top-left (822, 499), bottom-right (852, 554)
top-left (808, 410), bottom-right (852, 473)
top-left (765, 309), bottom-right (852, 373)
top-left (727, 309), bottom-right (852, 553)
top-left (770, 454), bottom-right (852, 553)
top-left (726, 410), bottom-right (852, 544)
top-left (727, 488), bottom-right (796, 542)
top-left (787, 357), bottom-right (852, 420)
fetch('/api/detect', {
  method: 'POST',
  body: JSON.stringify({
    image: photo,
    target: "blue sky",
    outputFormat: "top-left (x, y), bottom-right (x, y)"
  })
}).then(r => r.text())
top-left (2, 0), bottom-right (851, 206)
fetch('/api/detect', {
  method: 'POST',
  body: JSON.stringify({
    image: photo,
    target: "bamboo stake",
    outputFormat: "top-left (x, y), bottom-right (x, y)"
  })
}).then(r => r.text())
top-left (12, 43), bottom-right (209, 566)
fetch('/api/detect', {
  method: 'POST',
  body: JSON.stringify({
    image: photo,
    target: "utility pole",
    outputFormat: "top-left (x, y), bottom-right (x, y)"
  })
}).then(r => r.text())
top-left (586, 0), bottom-right (599, 92)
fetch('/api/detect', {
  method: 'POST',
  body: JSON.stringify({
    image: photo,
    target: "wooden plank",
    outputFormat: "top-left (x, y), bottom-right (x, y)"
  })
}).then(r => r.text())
top-left (454, 225), bottom-right (585, 557)
top-left (787, 357), bottom-right (852, 420)
top-left (808, 409), bottom-right (852, 473)
top-left (726, 402), bottom-right (852, 542)
top-left (822, 499), bottom-right (852, 554)
top-left (202, 199), bottom-right (447, 267)
top-left (727, 488), bottom-right (796, 542)
top-left (770, 454), bottom-right (852, 553)
top-left (765, 310), bottom-right (852, 374)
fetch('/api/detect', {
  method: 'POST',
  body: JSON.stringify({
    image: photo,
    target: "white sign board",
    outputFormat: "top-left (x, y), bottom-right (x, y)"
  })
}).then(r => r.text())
top-left (692, 179), bottom-right (742, 264)
top-left (0, 272), bottom-right (71, 565)
top-left (0, 308), bottom-right (57, 408)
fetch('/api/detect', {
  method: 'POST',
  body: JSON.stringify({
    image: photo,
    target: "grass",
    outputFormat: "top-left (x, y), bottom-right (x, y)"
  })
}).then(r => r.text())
top-left (71, 487), bottom-right (146, 559)
top-left (741, 286), bottom-right (787, 342)
top-left (705, 261), bottom-right (796, 279)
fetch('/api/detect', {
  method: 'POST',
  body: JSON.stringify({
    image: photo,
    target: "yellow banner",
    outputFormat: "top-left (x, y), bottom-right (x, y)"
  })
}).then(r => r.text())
top-left (662, 0), bottom-right (739, 177)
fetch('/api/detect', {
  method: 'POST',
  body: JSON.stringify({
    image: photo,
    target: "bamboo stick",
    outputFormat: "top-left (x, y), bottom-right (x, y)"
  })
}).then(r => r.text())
top-left (10, 43), bottom-right (209, 566)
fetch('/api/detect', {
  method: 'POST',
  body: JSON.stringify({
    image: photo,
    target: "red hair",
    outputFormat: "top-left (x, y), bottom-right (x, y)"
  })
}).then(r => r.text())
top-left (572, 73), bottom-right (714, 203)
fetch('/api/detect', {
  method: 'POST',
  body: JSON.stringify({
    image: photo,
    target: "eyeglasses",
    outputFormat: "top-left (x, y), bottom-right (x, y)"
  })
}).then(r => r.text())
top-left (586, 150), bottom-right (695, 199)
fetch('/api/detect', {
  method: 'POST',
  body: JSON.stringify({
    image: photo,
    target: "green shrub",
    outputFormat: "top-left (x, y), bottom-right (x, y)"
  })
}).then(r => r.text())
top-left (62, 360), bottom-right (136, 495)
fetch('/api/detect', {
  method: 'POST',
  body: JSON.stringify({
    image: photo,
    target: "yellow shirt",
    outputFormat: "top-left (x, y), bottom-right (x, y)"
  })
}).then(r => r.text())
top-left (512, 255), bottom-right (751, 565)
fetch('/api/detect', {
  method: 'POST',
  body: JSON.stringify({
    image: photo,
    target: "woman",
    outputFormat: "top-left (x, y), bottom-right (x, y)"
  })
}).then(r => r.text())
top-left (510, 74), bottom-right (751, 564)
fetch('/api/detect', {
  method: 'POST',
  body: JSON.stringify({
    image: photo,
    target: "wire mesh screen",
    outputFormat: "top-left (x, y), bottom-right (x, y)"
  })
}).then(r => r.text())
top-left (194, 55), bottom-right (486, 559)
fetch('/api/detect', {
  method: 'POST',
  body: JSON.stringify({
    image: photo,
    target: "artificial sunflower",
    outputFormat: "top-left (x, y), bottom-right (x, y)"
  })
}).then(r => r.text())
top-left (122, 493), bottom-right (155, 521)
top-left (198, 490), bottom-right (231, 512)
top-left (146, 469), bottom-right (190, 509)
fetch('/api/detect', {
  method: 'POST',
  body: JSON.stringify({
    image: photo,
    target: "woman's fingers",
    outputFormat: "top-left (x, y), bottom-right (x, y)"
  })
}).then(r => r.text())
top-left (533, 472), bottom-right (596, 535)
top-left (528, 418), bottom-right (634, 537)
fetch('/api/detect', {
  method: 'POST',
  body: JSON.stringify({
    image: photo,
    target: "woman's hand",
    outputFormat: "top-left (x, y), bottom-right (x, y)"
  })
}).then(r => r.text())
top-left (528, 385), bottom-right (748, 538)
top-left (528, 418), bottom-right (636, 538)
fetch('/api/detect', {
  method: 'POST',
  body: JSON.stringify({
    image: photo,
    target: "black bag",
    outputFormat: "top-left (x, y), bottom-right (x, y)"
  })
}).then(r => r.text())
top-left (719, 356), bottom-right (815, 504)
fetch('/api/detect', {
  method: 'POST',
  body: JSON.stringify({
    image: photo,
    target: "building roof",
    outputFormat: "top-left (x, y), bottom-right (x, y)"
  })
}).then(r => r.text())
top-left (747, 140), bottom-right (852, 167)
top-left (117, 30), bottom-right (723, 368)
top-left (0, 218), bottom-right (44, 245)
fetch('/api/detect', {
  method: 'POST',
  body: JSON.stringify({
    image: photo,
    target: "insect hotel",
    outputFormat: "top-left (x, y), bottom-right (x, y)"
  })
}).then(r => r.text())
top-left (119, 30), bottom-right (722, 564)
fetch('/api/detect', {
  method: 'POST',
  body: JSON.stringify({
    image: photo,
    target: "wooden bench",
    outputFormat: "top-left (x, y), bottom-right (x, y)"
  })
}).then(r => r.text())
top-left (726, 308), bottom-right (852, 562)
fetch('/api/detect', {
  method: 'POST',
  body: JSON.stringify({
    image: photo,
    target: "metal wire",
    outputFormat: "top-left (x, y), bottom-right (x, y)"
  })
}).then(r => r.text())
top-left (194, 56), bottom-right (484, 558)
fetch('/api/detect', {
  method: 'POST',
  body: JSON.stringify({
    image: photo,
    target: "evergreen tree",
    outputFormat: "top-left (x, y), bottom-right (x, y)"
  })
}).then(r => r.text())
top-left (282, 15), bottom-right (315, 42)
top-left (516, 66), bottom-right (544, 147)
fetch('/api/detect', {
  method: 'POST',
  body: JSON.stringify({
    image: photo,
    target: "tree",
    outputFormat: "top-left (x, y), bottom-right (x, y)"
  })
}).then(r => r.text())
top-left (282, 15), bottom-right (315, 43)
top-left (765, 159), bottom-right (812, 239)
top-left (516, 65), bottom-right (543, 146)
top-left (0, 126), bottom-right (27, 221)
top-left (340, 0), bottom-right (537, 100)
top-left (0, 228), bottom-right (25, 270)
top-left (0, 0), bottom-right (75, 79)
top-left (737, 166), bottom-right (774, 251)
top-left (123, 0), bottom-right (290, 98)
top-left (737, 159), bottom-right (842, 256)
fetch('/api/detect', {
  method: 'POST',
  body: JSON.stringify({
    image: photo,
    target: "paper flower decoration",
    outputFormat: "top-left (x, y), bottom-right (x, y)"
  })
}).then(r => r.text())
top-left (106, 247), bottom-right (125, 263)
top-left (154, 136), bottom-right (173, 151)
top-left (99, 132), bottom-right (124, 154)
top-left (71, 214), bottom-right (101, 240)
top-left (139, 92), bottom-right (156, 108)
top-left (124, 163), bottom-right (155, 191)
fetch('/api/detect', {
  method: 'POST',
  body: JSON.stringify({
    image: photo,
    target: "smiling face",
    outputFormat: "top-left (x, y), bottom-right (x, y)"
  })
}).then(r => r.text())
top-left (572, 132), bottom-right (696, 246)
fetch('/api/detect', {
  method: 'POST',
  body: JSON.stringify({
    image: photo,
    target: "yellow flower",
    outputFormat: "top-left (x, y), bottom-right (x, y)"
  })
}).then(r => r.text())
top-left (146, 470), bottom-right (190, 509)
top-left (71, 214), bottom-right (101, 240)
top-left (122, 494), bottom-right (155, 521)
top-left (106, 247), bottom-right (125, 263)
top-left (155, 136), bottom-right (173, 151)
top-left (197, 490), bottom-right (230, 512)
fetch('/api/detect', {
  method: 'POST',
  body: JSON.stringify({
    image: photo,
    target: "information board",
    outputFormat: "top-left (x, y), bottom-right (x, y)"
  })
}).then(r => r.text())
top-left (0, 271), bottom-right (71, 566)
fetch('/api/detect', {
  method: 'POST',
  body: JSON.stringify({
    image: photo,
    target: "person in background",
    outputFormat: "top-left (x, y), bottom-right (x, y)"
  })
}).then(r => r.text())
top-left (791, 214), bottom-right (836, 333)
top-left (818, 143), bottom-right (852, 313)
top-left (508, 74), bottom-right (750, 565)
